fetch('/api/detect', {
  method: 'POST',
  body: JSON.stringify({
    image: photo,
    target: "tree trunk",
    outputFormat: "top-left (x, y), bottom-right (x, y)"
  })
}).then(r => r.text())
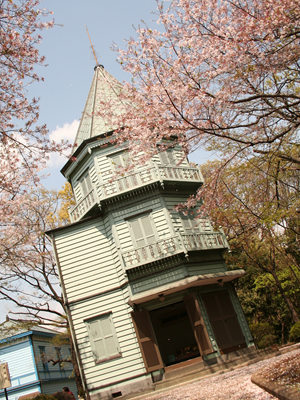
top-left (69, 335), bottom-right (85, 398)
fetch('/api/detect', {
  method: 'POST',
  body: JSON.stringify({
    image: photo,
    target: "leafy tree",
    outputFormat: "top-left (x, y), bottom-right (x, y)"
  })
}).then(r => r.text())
top-left (199, 155), bottom-right (299, 343)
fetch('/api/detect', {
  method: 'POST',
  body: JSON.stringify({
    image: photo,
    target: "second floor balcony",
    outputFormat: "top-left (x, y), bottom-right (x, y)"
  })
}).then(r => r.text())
top-left (69, 164), bottom-right (203, 222)
top-left (120, 231), bottom-right (229, 271)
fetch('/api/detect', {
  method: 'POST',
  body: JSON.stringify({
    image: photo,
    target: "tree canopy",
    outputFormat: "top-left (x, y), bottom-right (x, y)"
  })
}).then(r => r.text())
top-left (0, 0), bottom-right (68, 226)
top-left (99, 0), bottom-right (299, 213)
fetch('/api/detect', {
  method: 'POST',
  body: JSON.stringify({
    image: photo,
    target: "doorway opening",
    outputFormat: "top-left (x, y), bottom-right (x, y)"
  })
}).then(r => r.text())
top-left (150, 301), bottom-right (200, 366)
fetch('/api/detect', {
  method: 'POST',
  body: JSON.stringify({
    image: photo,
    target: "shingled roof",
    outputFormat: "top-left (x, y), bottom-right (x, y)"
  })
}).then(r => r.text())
top-left (72, 64), bottom-right (125, 152)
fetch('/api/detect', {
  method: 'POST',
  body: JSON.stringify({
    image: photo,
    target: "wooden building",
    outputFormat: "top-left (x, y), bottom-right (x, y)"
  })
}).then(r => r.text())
top-left (47, 65), bottom-right (254, 400)
top-left (0, 325), bottom-right (77, 400)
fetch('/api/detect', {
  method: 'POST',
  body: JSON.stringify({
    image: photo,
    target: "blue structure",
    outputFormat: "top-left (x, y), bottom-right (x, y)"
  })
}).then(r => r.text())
top-left (0, 326), bottom-right (77, 400)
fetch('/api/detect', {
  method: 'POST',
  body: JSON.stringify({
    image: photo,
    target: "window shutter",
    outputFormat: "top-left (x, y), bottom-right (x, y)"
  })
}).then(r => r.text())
top-left (131, 219), bottom-right (146, 247)
top-left (102, 315), bottom-right (119, 357)
top-left (160, 150), bottom-right (175, 165)
top-left (88, 319), bottom-right (106, 360)
top-left (130, 214), bottom-right (156, 247)
top-left (110, 152), bottom-right (130, 169)
top-left (110, 153), bottom-right (122, 169)
top-left (140, 215), bottom-right (155, 244)
top-left (184, 294), bottom-right (214, 356)
top-left (80, 170), bottom-right (92, 196)
top-left (86, 314), bottom-right (120, 362)
top-left (131, 310), bottom-right (163, 373)
top-left (182, 217), bottom-right (193, 233)
top-left (198, 218), bottom-right (212, 232)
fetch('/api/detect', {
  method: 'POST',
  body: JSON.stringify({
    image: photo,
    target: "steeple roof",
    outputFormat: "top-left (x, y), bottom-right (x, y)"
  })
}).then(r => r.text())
top-left (72, 64), bottom-right (125, 151)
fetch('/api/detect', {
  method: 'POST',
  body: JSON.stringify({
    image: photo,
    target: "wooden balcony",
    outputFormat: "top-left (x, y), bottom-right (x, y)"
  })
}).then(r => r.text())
top-left (69, 164), bottom-right (203, 222)
top-left (100, 164), bottom-right (203, 199)
top-left (121, 232), bottom-right (229, 270)
top-left (69, 188), bottom-right (98, 222)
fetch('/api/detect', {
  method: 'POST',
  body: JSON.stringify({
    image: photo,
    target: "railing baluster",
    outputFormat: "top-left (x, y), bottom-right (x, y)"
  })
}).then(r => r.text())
top-left (120, 232), bottom-right (228, 269)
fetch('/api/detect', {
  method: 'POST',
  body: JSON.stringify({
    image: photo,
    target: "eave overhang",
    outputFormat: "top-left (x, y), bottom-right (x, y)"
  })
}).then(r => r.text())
top-left (60, 130), bottom-right (114, 178)
top-left (128, 269), bottom-right (245, 306)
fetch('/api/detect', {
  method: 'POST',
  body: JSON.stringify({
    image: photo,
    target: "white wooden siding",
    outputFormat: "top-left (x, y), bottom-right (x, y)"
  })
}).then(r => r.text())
top-left (54, 218), bottom-right (122, 302)
top-left (69, 288), bottom-right (145, 389)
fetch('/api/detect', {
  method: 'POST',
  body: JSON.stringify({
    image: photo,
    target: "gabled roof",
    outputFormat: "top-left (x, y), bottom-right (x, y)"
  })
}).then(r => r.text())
top-left (72, 64), bottom-right (125, 152)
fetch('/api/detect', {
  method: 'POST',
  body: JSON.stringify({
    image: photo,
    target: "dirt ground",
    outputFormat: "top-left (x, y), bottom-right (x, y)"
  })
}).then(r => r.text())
top-left (135, 348), bottom-right (300, 400)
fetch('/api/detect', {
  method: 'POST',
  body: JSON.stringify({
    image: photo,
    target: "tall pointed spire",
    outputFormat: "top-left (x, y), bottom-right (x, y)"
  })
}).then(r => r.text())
top-left (72, 65), bottom-right (125, 151)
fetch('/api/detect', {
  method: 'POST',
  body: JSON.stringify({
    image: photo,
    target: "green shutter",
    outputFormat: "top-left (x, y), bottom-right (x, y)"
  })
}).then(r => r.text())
top-left (130, 214), bottom-right (156, 247)
top-left (87, 314), bottom-right (120, 362)
top-left (160, 150), bottom-right (175, 165)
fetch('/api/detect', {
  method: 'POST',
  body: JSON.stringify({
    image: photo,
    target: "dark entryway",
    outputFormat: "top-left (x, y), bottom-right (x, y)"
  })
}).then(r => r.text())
top-left (131, 294), bottom-right (214, 373)
top-left (150, 301), bottom-right (200, 365)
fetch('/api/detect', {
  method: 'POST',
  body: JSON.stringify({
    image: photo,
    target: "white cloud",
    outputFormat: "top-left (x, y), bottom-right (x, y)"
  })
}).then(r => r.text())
top-left (50, 119), bottom-right (80, 143)
top-left (47, 119), bottom-right (80, 168)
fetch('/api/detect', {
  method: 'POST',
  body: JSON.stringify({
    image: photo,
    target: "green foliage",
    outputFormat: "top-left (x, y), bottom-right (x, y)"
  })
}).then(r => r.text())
top-left (257, 334), bottom-right (278, 349)
top-left (250, 322), bottom-right (277, 348)
top-left (289, 321), bottom-right (300, 342)
top-left (28, 395), bottom-right (56, 400)
top-left (53, 392), bottom-right (74, 400)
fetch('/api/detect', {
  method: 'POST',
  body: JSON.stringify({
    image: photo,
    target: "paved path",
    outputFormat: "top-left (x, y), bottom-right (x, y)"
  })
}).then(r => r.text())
top-left (131, 348), bottom-right (300, 400)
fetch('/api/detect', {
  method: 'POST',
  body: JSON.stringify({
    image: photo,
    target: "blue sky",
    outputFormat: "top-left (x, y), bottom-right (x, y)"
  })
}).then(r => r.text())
top-left (35, 0), bottom-right (159, 188)
top-left (34, 0), bottom-right (214, 190)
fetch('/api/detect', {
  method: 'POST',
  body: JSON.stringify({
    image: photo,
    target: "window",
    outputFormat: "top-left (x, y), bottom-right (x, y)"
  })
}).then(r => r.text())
top-left (110, 151), bottom-right (130, 170)
top-left (79, 169), bottom-right (92, 196)
top-left (181, 216), bottom-right (212, 233)
top-left (129, 213), bottom-right (156, 248)
top-left (86, 313), bottom-right (121, 363)
top-left (38, 346), bottom-right (49, 371)
top-left (159, 149), bottom-right (175, 165)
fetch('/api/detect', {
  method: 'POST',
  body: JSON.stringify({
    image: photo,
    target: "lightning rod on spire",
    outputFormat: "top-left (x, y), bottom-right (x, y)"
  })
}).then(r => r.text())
top-left (86, 25), bottom-right (99, 65)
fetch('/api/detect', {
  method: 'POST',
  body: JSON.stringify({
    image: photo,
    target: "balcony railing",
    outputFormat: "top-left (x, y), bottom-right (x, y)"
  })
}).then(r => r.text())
top-left (69, 164), bottom-right (203, 222)
top-left (121, 232), bottom-right (228, 270)
top-left (69, 188), bottom-right (98, 222)
top-left (100, 164), bottom-right (203, 199)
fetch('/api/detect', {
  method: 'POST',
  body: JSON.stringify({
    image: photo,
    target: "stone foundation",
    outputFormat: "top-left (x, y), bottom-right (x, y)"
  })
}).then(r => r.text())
top-left (89, 374), bottom-right (153, 400)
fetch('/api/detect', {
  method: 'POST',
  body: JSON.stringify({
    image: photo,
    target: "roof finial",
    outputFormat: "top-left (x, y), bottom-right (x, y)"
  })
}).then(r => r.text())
top-left (86, 25), bottom-right (99, 66)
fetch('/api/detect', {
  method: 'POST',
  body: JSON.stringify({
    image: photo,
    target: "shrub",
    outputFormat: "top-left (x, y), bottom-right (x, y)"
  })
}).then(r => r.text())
top-left (250, 321), bottom-right (277, 348)
top-left (257, 334), bottom-right (277, 349)
top-left (28, 395), bottom-right (56, 400)
top-left (289, 321), bottom-right (300, 342)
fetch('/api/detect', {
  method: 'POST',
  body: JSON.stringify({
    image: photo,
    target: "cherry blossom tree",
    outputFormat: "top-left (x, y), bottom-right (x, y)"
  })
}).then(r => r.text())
top-left (0, 0), bottom-right (68, 224)
top-left (0, 187), bottom-right (65, 326)
top-left (0, 185), bottom-right (83, 393)
top-left (102, 0), bottom-right (299, 211)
